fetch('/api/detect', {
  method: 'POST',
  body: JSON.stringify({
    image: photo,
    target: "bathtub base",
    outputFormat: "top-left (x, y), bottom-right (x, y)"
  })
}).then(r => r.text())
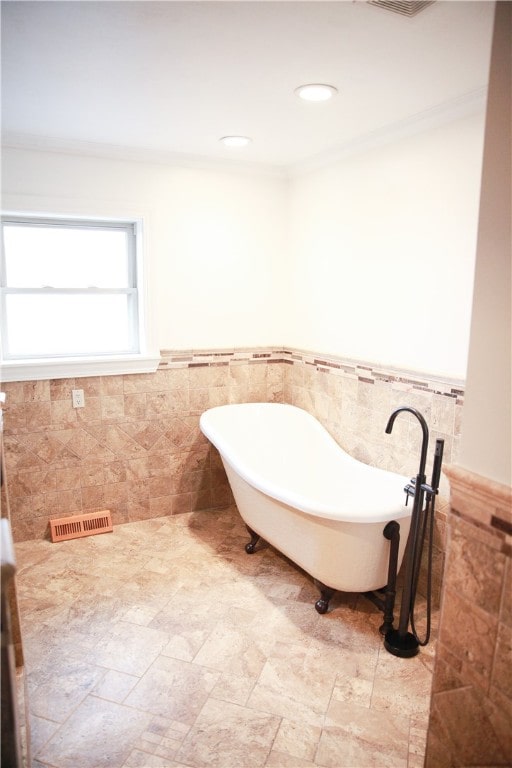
top-left (243, 515), bottom-right (401, 637)
top-left (244, 525), bottom-right (260, 554)
top-left (313, 580), bottom-right (336, 615)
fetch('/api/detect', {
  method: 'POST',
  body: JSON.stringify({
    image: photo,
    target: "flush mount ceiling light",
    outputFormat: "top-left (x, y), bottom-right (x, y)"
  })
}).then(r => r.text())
top-left (294, 83), bottom-right (338, 102)
top-left (219, 135), bottom-right (252, 148)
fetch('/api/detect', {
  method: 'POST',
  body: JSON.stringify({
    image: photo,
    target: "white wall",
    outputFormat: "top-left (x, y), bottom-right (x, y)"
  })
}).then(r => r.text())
top-left (459, 2), bottom-right (511, 486)
top-left (2, 109), bottom-right (486, 382)
top-left (1, 148), bottom-right (288, 351)
top-left (287, 113), bottom-right (486, 379)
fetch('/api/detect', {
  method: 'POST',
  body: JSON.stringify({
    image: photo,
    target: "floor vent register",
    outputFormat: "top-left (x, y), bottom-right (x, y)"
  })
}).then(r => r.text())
top-left (49, 511), bottom-right (113, 542)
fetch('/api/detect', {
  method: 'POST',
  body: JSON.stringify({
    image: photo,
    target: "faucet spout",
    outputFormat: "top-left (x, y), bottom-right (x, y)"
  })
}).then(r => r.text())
top-left (385, 406), bottom-right (429, 480)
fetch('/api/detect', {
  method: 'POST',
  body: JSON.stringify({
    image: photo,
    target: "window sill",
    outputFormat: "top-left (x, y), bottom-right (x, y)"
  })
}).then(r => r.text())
top-left (0, 353), bottom-right (161, 382)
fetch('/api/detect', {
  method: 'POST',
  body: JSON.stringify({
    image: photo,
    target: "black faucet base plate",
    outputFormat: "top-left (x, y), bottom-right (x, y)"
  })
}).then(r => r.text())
top-left (384, 629), bottom-right (419, 658)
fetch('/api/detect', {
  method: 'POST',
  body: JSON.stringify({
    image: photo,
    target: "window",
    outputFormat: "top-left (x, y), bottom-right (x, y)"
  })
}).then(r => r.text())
top-left (0, 214), bottom-right (159, 381)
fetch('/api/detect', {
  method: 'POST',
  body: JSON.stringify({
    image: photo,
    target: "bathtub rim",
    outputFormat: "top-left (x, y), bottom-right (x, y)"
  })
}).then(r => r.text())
top-left (200, 402), bottom-right (411, 525)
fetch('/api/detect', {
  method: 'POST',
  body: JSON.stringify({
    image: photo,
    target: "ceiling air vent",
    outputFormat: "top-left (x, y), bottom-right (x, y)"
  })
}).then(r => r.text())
top-left (367, 1), bottom-right (435, 16)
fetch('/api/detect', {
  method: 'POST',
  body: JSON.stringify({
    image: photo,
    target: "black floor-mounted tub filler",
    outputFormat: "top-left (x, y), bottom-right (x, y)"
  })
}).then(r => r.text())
top-left (380, 406), bottom-right (444, 658)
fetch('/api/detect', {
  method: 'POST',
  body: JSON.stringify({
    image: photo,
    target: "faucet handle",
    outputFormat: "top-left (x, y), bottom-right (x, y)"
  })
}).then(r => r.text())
top-left (403, 479), bottom-right (416, 505)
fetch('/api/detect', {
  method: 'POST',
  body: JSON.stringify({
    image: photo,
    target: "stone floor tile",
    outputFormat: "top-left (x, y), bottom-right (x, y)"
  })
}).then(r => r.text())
top-left (92, 668), bottom-right (139, 703)
top-left (264, 752), bottom-right (318, 768)
top-left (209, 670), bottom-right (258, 707)
top-left (124, 654), bottom-right (220, 724)
top-left (175, 698), bottom-right (280, 767)
top-left (320, 700), bottom-right (409, 767)
top-left (193, 614), bottom-right (272, 678)
top-left (36, 696), bottom-right (153, 768)
top-left (272, 718), bottom-right (322, 762)
top-left (371, 645), bottom-right (434, 715)
top-left (29, 657), bottom-right (106, 722)
top-left (89, 620), bottom-right (170, 676)
top-left (122, 750), bottom-right (188, 767)
top-left (246, 644), bottom-right (337, 726)
top-left (16, 510), bottom-right (435, 768)
top-left (29, 714), bottom-right (60, 756)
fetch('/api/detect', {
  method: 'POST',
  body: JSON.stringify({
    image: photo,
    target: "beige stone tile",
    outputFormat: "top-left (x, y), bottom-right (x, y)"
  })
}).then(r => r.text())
top-left (55, 466), bottom-right (81, 490)
top-left (124, 392), bottom-right (148, 419)
top-left (10, 468), bottom-right (57, 497)
top-left (446, 517), bottom-right (506, 614)
top-left (121, 604), bottom-right (161, 626)
top-left (126, 456), bottom-right (150, 480)
top-left (90, 620), bottom-right (170, 676)
top-left (16, 511), bottom-right (433, 767)
top-left (24, 380), bottom-right (51, 402)
top-left (150, 495), bottom-right (173, 517)
top-left (492, 621), bottom-right (512, 699)
top-left (29, 657), bottom-right (106, 722)
top-left (93, 669), bottom-right (139, 703)
top-left (103, 459), bottom-right (128, 482)
top-left (428, 684), bottom-right (511, 766)
top-left (123, 749), bottom-right (187, 767)
top-left (161, 629), bottom-right (210, 662)
top-left (70, 431), bottom-right (110, 463)
top-left (175, 698), bottom-right (280, 767)
top-left (125, 655), bottom-right (220, 724)
top-left (408, 714), bottom-right (429, 767)
top-left (431, 393), bottom-right (455, 435)
top-left (209, 671), bottom-right (258, 707)
top-left (501, 556), bottom-right (512, 628)
top-left (101, 375), bottom-right (124, 396)
top-left (122, 373), bottom-right (153, 394)
top-left (265, 751), bottom-right (317, 767)
top-left (246, 643), bottom-right (337, 726)
top-left (36, 696), bottom-right (153, 768)
top-left (25, 401), bottom-right (53, 427)
top-left (76, 395), bottom-right (102, 422)
top-left (370, 646), bottom-right (433, 715)
top-left (124, 421), bottom-right (166, 450)
top-left (320, 700), bottom-right (409, 767)
top-left (438, 586), bottom-right (498, 684)
top-left (272, 719), bottom-right (321, 762)
top-left (332, 672), bottom-right (374, 708)
top-left (488, 684), bottom-right (512, 760)
top-left (101, 394), bottom-right (125, 420)
top-left (149, 475), bottom-right (174, 497)
top-left (102, 424), bottom-right (147, 457)
top-left (193, 613), bottom-right (272, 678)
top-left (29, 714), bottom-right (61, 755)
top-left (79, 377), bottom-right (102, 397)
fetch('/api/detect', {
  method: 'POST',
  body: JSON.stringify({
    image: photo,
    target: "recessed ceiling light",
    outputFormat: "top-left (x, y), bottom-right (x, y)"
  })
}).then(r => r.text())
top-left (294, 84), bottom-right (338, 102)
top-left (219, 135), bottom-right (252, 148)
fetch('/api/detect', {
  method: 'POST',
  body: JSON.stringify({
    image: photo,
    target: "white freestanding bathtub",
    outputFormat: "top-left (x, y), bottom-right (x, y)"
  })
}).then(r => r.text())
top-left (200, 403), bottom-right (412, 607)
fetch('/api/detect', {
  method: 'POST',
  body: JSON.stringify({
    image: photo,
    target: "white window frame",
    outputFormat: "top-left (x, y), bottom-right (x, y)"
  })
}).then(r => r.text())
top-left (0, 212), bottom-right (160, 381)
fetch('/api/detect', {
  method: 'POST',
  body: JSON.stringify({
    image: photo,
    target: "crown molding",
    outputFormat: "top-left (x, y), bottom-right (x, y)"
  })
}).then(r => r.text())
top-left (2, 87), bottom-right (487, 180)
top-left (1, 133), bottom-right (288, 180)
top-left (290, 86), bottom-right (488, 176)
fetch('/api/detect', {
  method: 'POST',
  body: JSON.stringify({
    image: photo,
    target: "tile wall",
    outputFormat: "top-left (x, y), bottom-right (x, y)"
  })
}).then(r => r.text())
top-left (425, 465), bottom-right (512, 766)
top-left (1, 350), bottom-right (285, 541)
top-left (2, 347), bottom-right (463, 605)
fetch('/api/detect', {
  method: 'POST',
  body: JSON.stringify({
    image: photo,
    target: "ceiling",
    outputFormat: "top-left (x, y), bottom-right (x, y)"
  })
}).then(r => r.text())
top-left (1, 0), bottom-right (495, 175)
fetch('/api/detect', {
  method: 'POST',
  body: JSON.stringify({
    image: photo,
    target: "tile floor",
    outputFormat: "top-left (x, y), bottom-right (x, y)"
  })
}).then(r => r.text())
top-left (15, 507), bottom-right (437, 768)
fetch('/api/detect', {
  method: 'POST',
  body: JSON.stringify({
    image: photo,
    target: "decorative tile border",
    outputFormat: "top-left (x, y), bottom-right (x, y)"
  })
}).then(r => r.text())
top-left (444, 464), bottom-right (512, 554)
top-left (160, 347), bottom-right (465, 403)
